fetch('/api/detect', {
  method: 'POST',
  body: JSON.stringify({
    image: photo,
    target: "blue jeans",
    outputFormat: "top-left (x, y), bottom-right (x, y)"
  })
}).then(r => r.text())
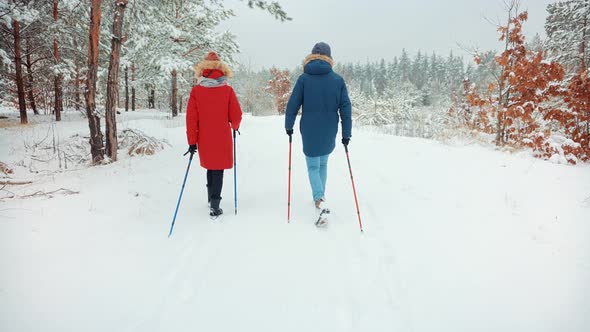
top-left (305, 154), bottom-right (329, 201)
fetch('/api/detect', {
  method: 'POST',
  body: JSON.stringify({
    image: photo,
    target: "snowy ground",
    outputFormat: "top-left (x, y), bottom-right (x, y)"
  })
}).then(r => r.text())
top-left (1, 110), bottom-right (589, 332)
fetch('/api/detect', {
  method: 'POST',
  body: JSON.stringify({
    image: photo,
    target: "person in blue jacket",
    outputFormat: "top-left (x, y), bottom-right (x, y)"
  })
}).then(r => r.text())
top-left (285, 42), bottom-right (352, 213)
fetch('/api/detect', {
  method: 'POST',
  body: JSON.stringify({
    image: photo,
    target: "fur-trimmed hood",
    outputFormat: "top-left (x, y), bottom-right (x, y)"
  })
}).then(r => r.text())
top-left (303, 54), bottom-right (334, 70)
top-left (193, 59), bottom-right (233, 79)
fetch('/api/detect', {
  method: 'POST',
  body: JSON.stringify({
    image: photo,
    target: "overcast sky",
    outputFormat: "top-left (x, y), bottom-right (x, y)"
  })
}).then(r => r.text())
top-left (218, 0), bottom-right (557, 69)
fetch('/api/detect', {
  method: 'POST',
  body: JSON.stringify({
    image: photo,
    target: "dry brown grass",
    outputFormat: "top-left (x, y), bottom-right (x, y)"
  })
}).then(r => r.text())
top-left (0, 118), bottom-right (23, 128)
top-left (119, 129), bottom-right (169, 156)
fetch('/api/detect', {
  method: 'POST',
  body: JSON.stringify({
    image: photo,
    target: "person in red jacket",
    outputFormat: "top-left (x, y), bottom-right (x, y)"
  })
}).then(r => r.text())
top-left (186, 51), bottom-right (242, 217)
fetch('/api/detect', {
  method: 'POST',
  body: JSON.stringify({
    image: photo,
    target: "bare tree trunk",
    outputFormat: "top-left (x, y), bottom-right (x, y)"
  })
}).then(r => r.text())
top-left (53, 0), bottom-right (63, 121)
top-left (85, 0), bottom-right (104, 163)
top-left (131, 63), bottom-right (136, 111)
top-left (41, 86), bottom-right (48, 114)
top-left (581, 1), bottom-right (588, 71)
top-left (13, 20), bottom-right (27, 124)
top-left (179, 95), bottom-right (183, 114)
top-left (495, 4), bottom-right (516, 146)
top-left (74, 63), bottom-right (81, 110)
top-left (105, 0), bottom-right (128, 161)
top-left (25, 38), bottom-right (38, 115)
top-left (171, 69), bottom-right (178, 116)
top-left (124, 65), bottom-right (129, 112)
top-left (149, 89), bottom-right (155, 108)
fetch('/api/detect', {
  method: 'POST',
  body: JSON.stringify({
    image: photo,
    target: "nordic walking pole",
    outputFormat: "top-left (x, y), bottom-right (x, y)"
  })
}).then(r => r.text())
top-left (287, 134), bottom-right (293, 223)
top-left (345, 145), bottom-right (363, 232)
top-left (233, 129), bottom-right (238, 215)
top-left (168, 150), bottom-right (194, 238)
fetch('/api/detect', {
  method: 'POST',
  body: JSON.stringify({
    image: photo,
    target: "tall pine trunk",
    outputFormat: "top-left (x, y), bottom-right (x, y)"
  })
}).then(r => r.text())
top-left (131, 63), bottom-right (136, 111)
top-left (171, 69), bottom-right (178, 116)
top-left (124, 65), bottom-right (129, 112)
top-left (85, 0), bottom-right (105, 163)
top-left (495, 6), bottom-right (514, 146)
top-left (581, 1), bottom-right (588, 71)
top-left (105, 0), bottom-right (128, 161)
top-left (74, 64), bottom-right (81, 111)
top-left (25, 39), bottom-right (38, 115)
top-left (149, 89), bottom-right (155, 109)
top-left (13, 20), bottom-right (27, 124)
top-left (53, 0), bottom-right (63, 121)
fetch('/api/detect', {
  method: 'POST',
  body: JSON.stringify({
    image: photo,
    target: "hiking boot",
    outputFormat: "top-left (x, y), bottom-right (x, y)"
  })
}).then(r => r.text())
top-left (210, 198), bottom-right (223, 217)
top-left (210, 207), bottom-right (223, 217)
top-left (315, 197), bottom-right (327, 210)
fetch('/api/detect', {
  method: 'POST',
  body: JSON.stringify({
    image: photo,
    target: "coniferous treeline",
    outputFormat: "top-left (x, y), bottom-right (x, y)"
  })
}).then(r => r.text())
top-left (246, 1), bottom-right (589, 163)
top-left (1, 0), bottom-right (588, 163)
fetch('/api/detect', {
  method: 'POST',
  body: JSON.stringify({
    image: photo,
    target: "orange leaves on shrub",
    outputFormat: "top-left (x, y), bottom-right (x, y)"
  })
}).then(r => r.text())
top-left (265, 68), bottom-right (292, 115)
top-left (466, 11), bottom-right (566, 149)
top-left (451, 9), bottom-right (588, 163)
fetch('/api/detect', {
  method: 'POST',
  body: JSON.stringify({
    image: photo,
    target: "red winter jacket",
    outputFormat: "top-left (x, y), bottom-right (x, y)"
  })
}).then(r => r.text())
top-left (185, 70), bottom-right (242, 170)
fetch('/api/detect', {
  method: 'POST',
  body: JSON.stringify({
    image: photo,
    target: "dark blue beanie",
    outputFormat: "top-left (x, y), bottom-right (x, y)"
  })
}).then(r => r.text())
top-left (311, 42), bottom-right (331, 58)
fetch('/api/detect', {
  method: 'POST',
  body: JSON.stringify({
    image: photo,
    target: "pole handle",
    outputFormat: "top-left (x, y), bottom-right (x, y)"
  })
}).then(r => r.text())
top-left (183, 149), bottom-right (195, 160)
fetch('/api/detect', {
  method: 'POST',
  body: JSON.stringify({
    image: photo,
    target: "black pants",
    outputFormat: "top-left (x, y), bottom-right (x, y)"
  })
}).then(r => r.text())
top-left (206, 170), bottom-right (224, 206)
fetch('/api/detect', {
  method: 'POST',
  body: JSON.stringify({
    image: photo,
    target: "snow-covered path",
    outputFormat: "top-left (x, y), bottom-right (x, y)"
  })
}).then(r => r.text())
top-left (1, 111), bottom-right (589, 332)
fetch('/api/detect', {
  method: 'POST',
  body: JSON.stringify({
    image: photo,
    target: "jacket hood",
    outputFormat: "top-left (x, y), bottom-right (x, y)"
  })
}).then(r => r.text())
top-left (193, 59), bottom-right (233, 79)
top-left (303, 54), bottom-right (334, 75)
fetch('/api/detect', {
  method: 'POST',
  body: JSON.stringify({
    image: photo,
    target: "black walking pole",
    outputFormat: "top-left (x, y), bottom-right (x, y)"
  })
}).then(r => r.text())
top-left (168, 150), bottom-right (194, 237)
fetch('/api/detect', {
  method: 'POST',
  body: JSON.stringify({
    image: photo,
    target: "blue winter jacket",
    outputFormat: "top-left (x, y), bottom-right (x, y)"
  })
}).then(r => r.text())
top-left (285, 58), bottom-right (352, 157)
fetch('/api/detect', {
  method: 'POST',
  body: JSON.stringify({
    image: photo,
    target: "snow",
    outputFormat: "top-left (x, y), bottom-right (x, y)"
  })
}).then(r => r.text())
top-left (1, 110), bottom-right (590, 332)
top-left (0, 49), bottom-right (11, 67)
top-left (157, 56), bottom-right (193, 74)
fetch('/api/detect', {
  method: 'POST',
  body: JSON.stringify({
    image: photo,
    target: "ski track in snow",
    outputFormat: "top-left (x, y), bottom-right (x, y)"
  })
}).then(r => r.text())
top-left (1, 110), bottom-right (590, 332)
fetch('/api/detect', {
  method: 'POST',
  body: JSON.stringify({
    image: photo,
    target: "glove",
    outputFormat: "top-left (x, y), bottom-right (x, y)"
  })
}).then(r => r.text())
top-left (342, 138), bottom-right (350, 146)
top-left (188, 144), bottom-right (197, 154)
top-left (286, 128), bottom-right (294, 136)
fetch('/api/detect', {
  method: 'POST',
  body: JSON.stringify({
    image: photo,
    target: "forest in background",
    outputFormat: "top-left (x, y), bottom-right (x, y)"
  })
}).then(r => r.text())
top-left (258, 0), bottom-right (589, 163)
top-left (1, 0), bottom-right (588, 164)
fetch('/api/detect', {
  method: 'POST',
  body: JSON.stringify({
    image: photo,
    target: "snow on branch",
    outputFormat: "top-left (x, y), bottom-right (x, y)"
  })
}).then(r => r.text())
top-left (119, 129), bottom-right (170, 156)
top-left (0, 187), bottom-right (79, 200)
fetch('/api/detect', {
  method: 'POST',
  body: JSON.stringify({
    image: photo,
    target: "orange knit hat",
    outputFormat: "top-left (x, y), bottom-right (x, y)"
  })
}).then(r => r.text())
top-left (205, 51), bottom-right (220, 61)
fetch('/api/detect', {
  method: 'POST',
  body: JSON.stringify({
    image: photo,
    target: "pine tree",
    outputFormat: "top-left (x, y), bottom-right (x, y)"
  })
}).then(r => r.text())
top-left (373, 59), bottom-right (387, 96)
top-left (545, 0), bottom-right (589, 74)
top-left (388, 57), bottom-right (399, 83)
top-left (1, 2), bottom-right (40, 124)
top-left (85, 0), bottom-right (105, 163)
top-left (398, 49), bottom-right (411, 82)
top-left (12, 18), bottom-right (27, 124)
top-left (52, 0), bottom-right (63, 121)
top-left (105, 0), bottom-right (129, 161)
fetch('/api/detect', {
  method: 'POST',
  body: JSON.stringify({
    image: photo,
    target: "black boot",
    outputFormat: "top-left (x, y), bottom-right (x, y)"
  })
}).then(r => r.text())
top-left (207, 169), bottom-right (224, 216)
top-left (210, 198), bottom-right (223, 217)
